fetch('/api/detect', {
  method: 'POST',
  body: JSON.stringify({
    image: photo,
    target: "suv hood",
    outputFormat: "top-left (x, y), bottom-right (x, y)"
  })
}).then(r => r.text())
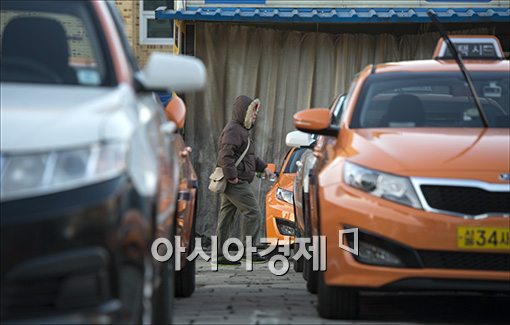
top-left (1, 83), bottom-right (134, 153)
top-left (345, 128), bottom-right (510, 183)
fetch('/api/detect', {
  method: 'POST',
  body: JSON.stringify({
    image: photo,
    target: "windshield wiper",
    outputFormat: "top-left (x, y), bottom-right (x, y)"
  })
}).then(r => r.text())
top-left (427, 11), bottom-right (489, 128)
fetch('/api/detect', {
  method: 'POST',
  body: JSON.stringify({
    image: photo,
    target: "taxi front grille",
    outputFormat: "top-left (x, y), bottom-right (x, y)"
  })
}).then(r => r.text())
top-left (418, 250), bottom-right (510, 271)
top-left (420, 185), bottom-right (510, 216)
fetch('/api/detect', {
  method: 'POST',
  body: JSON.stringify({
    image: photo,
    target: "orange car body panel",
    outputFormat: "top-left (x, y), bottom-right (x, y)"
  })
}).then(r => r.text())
top-left (266, 148), bottom-right (297, 246)
top-left (294, 108), bottom-right (331, 132)
top-left (163, 95), bottom-right (197, 267)
top-left (304, 54), bottom-right (510, 288)
top-left (174, 134), bottom-right (198, 267)
top-left (165, 94), bottom-right (186, 129)
top-left (318, 160), bottom-right (509, 288)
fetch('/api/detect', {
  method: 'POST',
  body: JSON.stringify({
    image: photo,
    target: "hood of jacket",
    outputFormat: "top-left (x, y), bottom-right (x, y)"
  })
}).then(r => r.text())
top-left (232, 95), bottom-right (260, 129)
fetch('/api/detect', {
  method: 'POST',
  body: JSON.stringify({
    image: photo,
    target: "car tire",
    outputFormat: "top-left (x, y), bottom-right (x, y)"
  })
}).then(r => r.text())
top-left (152, 199), bottom-right (176, 324)
top-left (293, 255), bottom-right (304, 273)
top-left (175, 195), bottom-right (197, 297)
top-left (175, 255), bottom-right (196, 297)
top-left (292, 195), bottom-right (304, 274)
top-left (119, 263), bottom-right (144, 324)
top-left (291, 232), bottom-right (303, 273)
top-left (305, 257), bottom-right (318, 294)
top-left (317, 271), bottom-right (359, 320)
top-left (302, 189), bottom-right (317, 291)
top-left (152, 237), bottom-right (175, 324)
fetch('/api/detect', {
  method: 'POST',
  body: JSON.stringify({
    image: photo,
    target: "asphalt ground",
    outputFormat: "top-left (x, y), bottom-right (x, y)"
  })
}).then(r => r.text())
top-left (173, 259), bottom-right (510, 324)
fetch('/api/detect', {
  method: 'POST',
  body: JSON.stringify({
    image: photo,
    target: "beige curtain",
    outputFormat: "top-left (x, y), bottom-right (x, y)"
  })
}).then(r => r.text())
top-left (185, 22), bottom-right (490, 239)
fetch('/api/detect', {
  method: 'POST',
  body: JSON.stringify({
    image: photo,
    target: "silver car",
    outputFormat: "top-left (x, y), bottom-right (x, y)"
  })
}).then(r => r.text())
top-left (0, 1), bottom-right (205, 323)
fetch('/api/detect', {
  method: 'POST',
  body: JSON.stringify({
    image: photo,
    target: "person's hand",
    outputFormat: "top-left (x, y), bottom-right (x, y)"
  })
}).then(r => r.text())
top-left (228, 178), bottom-right (239, 184)
top-left (263, 168), bottom-right (275, 180)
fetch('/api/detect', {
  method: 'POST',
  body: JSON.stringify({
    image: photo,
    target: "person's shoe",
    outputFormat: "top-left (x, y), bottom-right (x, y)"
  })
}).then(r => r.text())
top-left (216, 256), bottom-right (241, 266)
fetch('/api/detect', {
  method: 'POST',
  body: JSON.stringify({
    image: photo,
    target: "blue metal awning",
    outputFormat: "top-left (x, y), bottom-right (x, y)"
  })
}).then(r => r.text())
top-left (155, 7), bottom-right (510, 23)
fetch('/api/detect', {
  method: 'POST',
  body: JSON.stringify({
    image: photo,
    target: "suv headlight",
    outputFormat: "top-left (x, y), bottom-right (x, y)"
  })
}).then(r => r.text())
top-left (343, 161), bottom-right (422, 209)
top-left (276, 188), bottom-right (294, 205)
top-left (1, 142), bottom-right (127, 201)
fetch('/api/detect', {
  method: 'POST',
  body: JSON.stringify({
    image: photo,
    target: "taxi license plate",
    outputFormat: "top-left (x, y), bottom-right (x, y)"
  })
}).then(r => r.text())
top-left (457, 227), bottom-right (510, 250)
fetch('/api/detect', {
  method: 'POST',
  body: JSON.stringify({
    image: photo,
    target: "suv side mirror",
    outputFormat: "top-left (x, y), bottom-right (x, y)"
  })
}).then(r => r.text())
top-left (293, 108), bottom-right (339, 137)
top-left (140, 53), bottom-right (206, 92)
top-left (286, 130), bottom-right (314, 148)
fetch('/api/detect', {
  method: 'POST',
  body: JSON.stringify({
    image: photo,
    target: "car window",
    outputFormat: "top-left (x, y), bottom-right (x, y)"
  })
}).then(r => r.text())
top-left (350, 72), bottom-right (509, 128)
top-left (283, 148), bottom-right (306, 174)
top-left (331, 94), bottom-right (346, 125)
top-left (0, 1), bottom-right (115, 86)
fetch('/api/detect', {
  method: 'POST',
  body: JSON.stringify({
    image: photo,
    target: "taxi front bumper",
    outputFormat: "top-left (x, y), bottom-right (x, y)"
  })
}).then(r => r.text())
top-left (318, 184), bottom-right (510, 291)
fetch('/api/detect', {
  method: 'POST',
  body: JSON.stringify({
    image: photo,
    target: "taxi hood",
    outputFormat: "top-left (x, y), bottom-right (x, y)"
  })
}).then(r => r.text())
top-left (345, 128), bottom-right (510, 183)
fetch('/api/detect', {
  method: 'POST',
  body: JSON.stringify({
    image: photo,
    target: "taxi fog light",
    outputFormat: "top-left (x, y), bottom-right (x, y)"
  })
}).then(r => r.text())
top-left (276, 188), bottom-right (294, 205)
top-left (275, 218), bottom-right (296, 236)
top-left (343, 161), bottom-right (422, 209)
top-left (357, 241), bottom-right (403, 267)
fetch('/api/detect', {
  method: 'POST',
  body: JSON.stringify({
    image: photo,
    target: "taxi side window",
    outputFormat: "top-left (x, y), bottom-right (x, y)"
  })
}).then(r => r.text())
top-left (331, 94), bottom-right (346, 126)
top-left (333, 80), bottom-right (357, 126)
top-left (283, 148), bottom-right (306, 174)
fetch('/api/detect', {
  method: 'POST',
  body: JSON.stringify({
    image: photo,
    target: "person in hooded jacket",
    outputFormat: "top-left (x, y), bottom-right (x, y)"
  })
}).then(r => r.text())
top-left (216, 95), bottom-right (274, 265)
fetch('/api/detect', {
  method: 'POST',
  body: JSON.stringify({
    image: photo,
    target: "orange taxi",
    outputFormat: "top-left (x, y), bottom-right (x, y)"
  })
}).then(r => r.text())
top-left (265, 147), bottom-right (306, 246)
top-left (293, 36), bottom-right (510, 319)
top-left (164, 94), bottom-right (198, 297)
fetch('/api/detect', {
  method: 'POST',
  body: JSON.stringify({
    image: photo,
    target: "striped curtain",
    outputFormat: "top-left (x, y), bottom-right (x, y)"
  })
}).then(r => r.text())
top-left (184, 22), bottom-right (491, 239)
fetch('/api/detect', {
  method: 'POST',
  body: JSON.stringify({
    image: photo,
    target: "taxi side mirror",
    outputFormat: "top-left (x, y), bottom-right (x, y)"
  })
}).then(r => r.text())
top-left (285, 130), bottom-right (314, 148)
top-left (293, 108), bottom-right (339, 137)
top-left (164, 95), bottom-right (186, 129)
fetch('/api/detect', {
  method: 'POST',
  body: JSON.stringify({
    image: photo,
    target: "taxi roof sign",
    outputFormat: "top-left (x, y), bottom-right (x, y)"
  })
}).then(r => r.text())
top-left (433, 36), bottom-right (504, 60)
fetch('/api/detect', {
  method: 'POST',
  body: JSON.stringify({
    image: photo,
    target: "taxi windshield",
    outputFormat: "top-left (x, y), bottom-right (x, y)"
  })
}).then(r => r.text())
top-left (350, 71), bottom-right (509, 128)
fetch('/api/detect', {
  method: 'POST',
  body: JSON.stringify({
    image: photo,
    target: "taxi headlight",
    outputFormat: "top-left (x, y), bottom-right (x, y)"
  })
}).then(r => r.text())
top-left (343, 161), bottom-right (422, 209)
top-left (1, 142), bottom-right (127, 201)
top-left (276, 188), bottom-right (294, 205)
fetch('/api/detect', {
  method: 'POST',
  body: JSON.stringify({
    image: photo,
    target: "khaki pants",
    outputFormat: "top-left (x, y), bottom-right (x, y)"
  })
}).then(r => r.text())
top-left (216, 181), bottom-right (261, 256)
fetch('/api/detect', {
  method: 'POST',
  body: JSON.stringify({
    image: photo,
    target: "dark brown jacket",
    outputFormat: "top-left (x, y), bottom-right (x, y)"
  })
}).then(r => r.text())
top-left (217, 95), bottom-right (267, 183)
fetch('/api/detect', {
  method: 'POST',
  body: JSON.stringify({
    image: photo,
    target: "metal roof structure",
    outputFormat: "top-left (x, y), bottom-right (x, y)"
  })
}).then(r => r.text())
top-left (156, 7), bottom-right (510, 23)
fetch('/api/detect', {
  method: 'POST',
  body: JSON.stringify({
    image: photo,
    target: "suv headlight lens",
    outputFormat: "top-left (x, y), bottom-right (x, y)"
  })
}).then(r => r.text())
top-left (343, 161), bottom-right (422, 209)
top-left (276, 188), bottom-right (294, 205)
top-left (1, 142), bottom-right (127, 201)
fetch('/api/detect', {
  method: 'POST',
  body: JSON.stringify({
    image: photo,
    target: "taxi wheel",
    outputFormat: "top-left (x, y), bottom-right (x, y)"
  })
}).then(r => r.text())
top-left (305, 257), bottom-right (318, 294)
top-left (119, 263), bottom-right (144, 323)
top-left (175, 198), bottom-right (197, 297)
top-left (152, 256), bottom-right (174, 324)
top-left (292, 240), bottom-right (304, 272)
top-left (293, 256), bottom-right (304, 272)
top-left (175, 257), bottom-right (196, 297)
top-left (317, 272), bottom-right (359, 319)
